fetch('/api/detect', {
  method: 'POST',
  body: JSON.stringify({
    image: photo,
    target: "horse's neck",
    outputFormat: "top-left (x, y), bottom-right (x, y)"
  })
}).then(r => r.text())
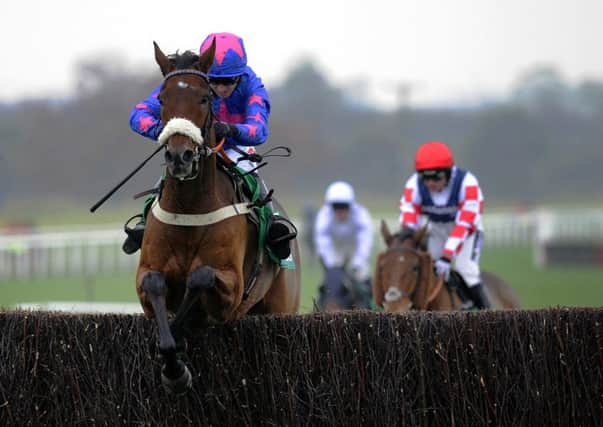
top-left (426, 277), bottom-right (459, 310)
top-left (160, 157), bottom-right (229, 213)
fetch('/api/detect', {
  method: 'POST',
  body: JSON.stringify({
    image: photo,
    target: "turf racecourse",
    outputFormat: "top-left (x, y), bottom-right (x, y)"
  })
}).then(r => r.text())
top-left (2, 246), bottom-right (603, 312)
top-left (0, 308), bottom-right (600, 426)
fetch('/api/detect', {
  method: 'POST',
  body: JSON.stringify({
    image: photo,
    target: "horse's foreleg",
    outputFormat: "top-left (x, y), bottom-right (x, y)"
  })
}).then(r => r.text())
top-left (170, 266), bottom-right (216, 338)
top-left (141, 271), bottom-right (191, 394)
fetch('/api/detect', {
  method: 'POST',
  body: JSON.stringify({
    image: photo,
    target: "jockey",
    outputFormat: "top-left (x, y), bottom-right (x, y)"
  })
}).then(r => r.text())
top-left (399, 141), bottom-right (491, 309)
top-left (314, 181), bottom-right (374, 288)
top-left (123, 32), bottom-right (297, 260)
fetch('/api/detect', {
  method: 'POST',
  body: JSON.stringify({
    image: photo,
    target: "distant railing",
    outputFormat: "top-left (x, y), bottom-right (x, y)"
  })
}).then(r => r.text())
top-left (1, 209), bottom-right (603, 280)
top-left (0, 224), bottom-right (137, 280)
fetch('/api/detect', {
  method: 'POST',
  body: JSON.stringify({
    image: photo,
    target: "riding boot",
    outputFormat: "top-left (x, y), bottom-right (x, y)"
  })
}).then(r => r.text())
top-left (122, 179), bottom-right (163, 255)
top-left (257, 175), bottom-right (297, 260)
top-left (122, 214), bottom-right (145, 255)
top-left (467, 283), bottom-right (491, 309)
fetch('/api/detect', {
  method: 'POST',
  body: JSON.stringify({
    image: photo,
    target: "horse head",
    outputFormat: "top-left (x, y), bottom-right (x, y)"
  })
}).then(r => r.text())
top-left (318, 266), bottom-right (355, 311)
top-left (373, 221), bottom-right (442, 312)
top-left (154, 41), bottom-right (217, 181)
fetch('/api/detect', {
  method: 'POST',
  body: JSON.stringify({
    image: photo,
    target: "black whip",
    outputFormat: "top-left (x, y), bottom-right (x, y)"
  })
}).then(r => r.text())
top-left (90, 143), bottom-right (166, 213)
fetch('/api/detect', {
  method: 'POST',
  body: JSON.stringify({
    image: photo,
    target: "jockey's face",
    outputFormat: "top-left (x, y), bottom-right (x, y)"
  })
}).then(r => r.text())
top-left (332, 203), bottom-right (350, 222)
top-left (424, 176), bottom-right (447, 192)
top-left (209, 76), bottom-right (240, 98)
top-left (420, 170), bottom-right (448, 193)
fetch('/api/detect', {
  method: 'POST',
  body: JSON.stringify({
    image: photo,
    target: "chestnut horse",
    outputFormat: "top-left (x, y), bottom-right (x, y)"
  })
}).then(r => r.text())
top-left (373, 221), bottom-right (520, 312)
top-left (136, 41), bottom-right (301, 393)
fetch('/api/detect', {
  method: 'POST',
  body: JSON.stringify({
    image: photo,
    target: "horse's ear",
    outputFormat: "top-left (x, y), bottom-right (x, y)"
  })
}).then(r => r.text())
top-left (372, 253), bottom-right (384, 307)
top-left (198, 37), bottom-right (216, 74)
top-left (154, 41), bottom-right (172, 76)
top-left (380, 220), bottom-right (393, 246)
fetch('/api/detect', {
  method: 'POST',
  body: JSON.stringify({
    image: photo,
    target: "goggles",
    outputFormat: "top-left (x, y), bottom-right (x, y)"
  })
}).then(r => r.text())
top-left (331, 202), bottom-right (351, 210)
top-left (419, 170), bottom-right (447, 182)
top-left (208, 76), bottom-right (240, 86)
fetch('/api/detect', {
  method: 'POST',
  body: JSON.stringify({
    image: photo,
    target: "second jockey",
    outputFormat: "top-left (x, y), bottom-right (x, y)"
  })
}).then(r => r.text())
top-left (314, 181), bottom-right (374, 303)
top-left (399, 141), bottom-right (491, 309)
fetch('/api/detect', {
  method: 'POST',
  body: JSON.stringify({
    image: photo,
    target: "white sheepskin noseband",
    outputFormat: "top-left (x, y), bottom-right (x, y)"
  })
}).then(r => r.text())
top-left (158, 118), bottom-right (204, 145)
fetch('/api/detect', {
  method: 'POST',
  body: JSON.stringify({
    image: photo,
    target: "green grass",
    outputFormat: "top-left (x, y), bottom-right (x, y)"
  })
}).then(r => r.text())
top-left (480, 246), bottom-right (603, 309)
top-left (1, 246), bottom-right (601, 312)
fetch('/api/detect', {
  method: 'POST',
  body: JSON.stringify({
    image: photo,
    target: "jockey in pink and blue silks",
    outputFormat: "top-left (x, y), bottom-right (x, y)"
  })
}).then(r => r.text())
top-left (122, 32), bottom-right (297, 259)
top-left (129, 32), bottom-right (269, 165)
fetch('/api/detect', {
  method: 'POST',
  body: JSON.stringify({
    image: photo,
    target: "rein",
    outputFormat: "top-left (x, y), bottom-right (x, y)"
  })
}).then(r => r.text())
top-left (159, 68), bottom-right (216, 181)
top-left (381, 246), bottom-right (421, 304)
top-left (381, 245), bottom-right (444, 309)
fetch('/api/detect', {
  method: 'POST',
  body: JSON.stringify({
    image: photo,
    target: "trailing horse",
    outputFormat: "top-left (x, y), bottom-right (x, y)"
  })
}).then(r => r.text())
top-left (135, 41), bottom-right (301, 393)
top-left (316, 266), bottom-right (372, 311)
top-left (373, 221), bottom-right (520, 312)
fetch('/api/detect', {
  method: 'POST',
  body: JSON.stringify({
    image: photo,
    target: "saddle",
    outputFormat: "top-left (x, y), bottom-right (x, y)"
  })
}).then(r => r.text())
top-left (216, 158), bottom-right (294, 269)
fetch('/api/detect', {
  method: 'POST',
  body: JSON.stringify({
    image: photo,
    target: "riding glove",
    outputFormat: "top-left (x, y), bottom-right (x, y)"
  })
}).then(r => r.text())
top-left (350, 262), bottom-right (369, 282)
top-left (434, 257), bottom-right (451, 279)
top-left (214, 122), bottom-right (240, 140)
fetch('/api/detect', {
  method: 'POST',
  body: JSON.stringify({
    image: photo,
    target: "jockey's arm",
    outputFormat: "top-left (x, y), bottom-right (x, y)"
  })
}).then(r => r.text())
top-left (228, 78), bottom-right (270, 147)
top-left (351, 206), bottom-right (374, 270)
top-left (442, 172), bottom-right (484, 259)
top-left (399, 174), bottom-right (422, 229)
top-left (314, 207), bottom-right (338, 268)
top-left (129, 84), bottom-right (164, 141)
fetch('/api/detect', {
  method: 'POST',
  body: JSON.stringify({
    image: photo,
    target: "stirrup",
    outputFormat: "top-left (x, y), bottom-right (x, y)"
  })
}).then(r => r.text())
top-left (124, 214), bottom-right (144, 235)
top-left (267, 216), bottom-right (297, 259)
top-left (267, 215), bottom-right (298, 245)
top-left (122, 214), bottom-right (145, 255)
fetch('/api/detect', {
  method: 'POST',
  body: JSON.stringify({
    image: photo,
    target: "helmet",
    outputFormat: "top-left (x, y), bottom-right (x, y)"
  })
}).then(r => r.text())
top-left (199, 32), bottom-right (247, 78)
top-left (415, 141), bottom-right (454, 171)
top-left (325, 181), bottom-right (355, 204)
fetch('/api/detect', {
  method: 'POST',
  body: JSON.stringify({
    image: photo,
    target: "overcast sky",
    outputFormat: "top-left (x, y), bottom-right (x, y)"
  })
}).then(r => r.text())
top-left (3, 0), bottom-right (602, 107)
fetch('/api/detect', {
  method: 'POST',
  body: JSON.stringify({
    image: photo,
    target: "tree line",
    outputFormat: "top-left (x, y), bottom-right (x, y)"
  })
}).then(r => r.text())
top-left (1, 54), bottom-right (602, 213)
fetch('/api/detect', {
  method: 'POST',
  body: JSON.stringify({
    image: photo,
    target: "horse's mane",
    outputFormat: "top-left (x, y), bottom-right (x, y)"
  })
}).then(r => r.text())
top-left (390, 227), bottom-right (428, 251)
top-left (168, 50), bottom-right (200, 69)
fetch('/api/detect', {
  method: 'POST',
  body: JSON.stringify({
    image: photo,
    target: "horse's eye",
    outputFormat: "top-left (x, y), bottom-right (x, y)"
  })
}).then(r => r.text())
top-left (412, 265), bottom-right (419, 272)
top-left (198, 96), bottom-right (209, 106)
top-left (158, 96), bottom-right (165, 106)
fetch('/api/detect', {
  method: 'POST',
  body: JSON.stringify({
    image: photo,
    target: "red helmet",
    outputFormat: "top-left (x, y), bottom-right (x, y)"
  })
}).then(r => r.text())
top-left (415, 141), bottom-right (454, 171)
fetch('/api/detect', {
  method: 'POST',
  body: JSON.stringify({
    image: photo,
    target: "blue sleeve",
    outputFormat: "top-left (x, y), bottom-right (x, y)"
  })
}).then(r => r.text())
top-left (128, 84), bottom-right (163, 141)
top-left (231, 74), bottom-right (270, 146)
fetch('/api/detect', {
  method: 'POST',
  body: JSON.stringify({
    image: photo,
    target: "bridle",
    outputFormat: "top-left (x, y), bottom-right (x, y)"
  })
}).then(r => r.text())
top-left (379, 246), bottom-right (423, 308)
top-left (159, 68), bottom-right (220, 181)
top-left (379, 235), bottom-right (446, 310)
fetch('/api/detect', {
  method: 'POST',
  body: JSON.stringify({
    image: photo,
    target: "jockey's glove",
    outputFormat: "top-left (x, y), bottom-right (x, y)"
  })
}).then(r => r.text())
top-left (434, 257), bottom-right (451, 280)
top-left (214, 122), bottom-right (240, 141)
top-left (350, 262), bottom-right (369, 282)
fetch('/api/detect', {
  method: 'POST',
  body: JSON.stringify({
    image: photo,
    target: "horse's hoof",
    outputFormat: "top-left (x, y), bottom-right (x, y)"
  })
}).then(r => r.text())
top-left (161, 361), bottom-right (192, 395)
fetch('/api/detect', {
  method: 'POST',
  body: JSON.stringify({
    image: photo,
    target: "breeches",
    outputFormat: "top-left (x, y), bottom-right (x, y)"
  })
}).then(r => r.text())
top-left (428, 223), bottom-right (483, 286)
top-left (224, 146), bottom-right (257, 172)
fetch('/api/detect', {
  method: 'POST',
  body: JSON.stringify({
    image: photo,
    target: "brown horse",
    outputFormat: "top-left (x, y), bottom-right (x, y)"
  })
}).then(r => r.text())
top-left (373, 221), bottom-right (520, 312)
top-left (136, 41), bottom-right (301, 393)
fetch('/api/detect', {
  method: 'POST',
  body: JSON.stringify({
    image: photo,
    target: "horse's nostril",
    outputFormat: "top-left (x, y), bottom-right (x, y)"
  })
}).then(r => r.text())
top-left (165, 151), bottom-right (173, 162)
top-left (182, 150), bottom-right (194, 163)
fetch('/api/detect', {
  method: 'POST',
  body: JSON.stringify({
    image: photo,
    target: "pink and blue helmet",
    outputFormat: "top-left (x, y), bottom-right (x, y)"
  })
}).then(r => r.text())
top-left (199, 32), bottom-right (248, 78)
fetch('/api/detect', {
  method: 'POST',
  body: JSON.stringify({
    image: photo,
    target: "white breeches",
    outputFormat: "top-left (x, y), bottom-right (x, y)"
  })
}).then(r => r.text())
top-left (427, 222), bottom-right (483, 287)
top-left (223, 146), bottom-right (257, 172)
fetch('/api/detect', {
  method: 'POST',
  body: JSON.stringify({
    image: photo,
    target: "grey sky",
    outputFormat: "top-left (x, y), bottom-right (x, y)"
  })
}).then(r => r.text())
top-left (3, 0), bottom-right (602, 107)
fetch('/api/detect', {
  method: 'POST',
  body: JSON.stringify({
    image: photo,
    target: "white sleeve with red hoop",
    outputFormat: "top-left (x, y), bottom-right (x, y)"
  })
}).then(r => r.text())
top-left (399, 174), bottom-right (422, 229)
top-left (443, 172), bottom-right (484, 258)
